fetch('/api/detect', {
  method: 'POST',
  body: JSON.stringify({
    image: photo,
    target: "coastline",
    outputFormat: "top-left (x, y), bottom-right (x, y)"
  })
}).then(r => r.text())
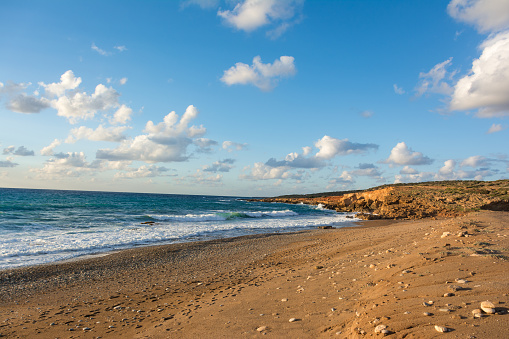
top-left (1, 211), bottom-right (508, 338)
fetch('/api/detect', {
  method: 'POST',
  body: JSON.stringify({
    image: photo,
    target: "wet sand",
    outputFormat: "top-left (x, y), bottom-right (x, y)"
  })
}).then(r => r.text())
top-left (0, 211), bottom-right (508, 338)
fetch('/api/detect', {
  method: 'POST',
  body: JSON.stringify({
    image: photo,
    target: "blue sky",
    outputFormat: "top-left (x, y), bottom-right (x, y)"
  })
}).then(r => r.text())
top-left (1, 0), bottom-right (508, 196)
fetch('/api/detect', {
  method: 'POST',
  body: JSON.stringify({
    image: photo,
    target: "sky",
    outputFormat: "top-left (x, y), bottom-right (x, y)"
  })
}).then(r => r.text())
top-left (0, 0), bottom-right (508, 197)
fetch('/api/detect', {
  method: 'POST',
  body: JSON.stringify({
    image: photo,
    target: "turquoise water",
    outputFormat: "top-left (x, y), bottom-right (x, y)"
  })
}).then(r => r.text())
top-left (0, 188), bottom-right (357, 269)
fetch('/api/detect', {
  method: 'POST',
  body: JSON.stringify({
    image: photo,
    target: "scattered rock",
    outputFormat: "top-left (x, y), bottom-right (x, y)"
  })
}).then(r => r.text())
top-left (441, 232), bottom-right (451, 238)
top-left (289, 318), bottom-right (298, 322)
top-left (480, 301), bottom-right (496, 314)
top-left (423, 312), bottom-right (433, 316)
top-left (374, 325), bottom-right (387, 334)
top-left (444, 293), bottom-right (454, 297)
top-left (455, 279), bottom-right (468, 284)
top-left (447, 285), bottom-right (463, 292)
top-left (256, 326), bottom-right (267, 332)
top-left (434, 325), bottom-right (450, 333)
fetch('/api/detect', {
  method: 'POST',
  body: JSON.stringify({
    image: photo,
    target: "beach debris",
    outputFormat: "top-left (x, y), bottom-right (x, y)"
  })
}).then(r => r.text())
top-left (289, 318), bottom-right (298, 322)
top-left (423, 301), bottom-right (434, 307)
top-left (480, 301), bottom-right (496, 314)
top-left (434, 325), bottom-right (450, 333)
top-left (256, 326), bottom-right (267, 332)
top-left (318, 225), bottom-right (335, 229)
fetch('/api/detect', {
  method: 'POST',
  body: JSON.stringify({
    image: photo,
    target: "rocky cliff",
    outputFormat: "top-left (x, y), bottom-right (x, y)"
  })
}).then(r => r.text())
top-left (252, 180), bottom-right (509, 220)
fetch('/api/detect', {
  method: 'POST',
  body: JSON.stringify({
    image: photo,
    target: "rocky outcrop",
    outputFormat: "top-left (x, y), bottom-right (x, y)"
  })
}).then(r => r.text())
top-left (253, 180), bottom-right (509, 220)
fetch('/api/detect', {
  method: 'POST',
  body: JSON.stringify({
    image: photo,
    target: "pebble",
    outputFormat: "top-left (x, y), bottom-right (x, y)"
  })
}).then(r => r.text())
top-left (374, 324), bottom-right (387, 334)
top-left (439, 308), bottom-right (451, 313)
top-left (289, 318), bottom-right (298, 322)
top-left (281, 298), bottom-right (288, 302)
top-left (434, 325), bottom-right (450, 333)
top-left (448, 285), bottom-right (463, 292)
top-left (456, 279), bottom-right (468, 284)
top-left (480, 301), bottom-right (496, 314)
top-left (444, 293), bottom-right (454, 297)
top-left (257, 326), bottom-right (267, 332)
top-left (423, 301), bottom-right (434, 306)
top-left (423, 312), bottom-right (432, 316)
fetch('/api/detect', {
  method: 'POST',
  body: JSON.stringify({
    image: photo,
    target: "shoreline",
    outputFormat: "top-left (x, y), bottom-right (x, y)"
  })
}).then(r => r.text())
top-left (1, 211), bottom-right (508, 338)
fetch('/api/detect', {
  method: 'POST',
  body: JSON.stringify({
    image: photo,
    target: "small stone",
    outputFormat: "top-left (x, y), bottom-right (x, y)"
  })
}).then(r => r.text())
top-left (289, 318), bottom-right (298, 322)
top-left (281, 298), bottom-right (288, 302)
top-left (444, 293), bottom-right (454, 297)
top-left (480, 301), bottom-right (496, 314)
top-left (456, 279), bottom-right (468, 284)
top-left (448, 285), bottom-right (463, 292)
top-left (257, 326), bottom-right (267, 332)
top-left (441, 232), bottom-right (451, 238)
top-left (439, 308), bottom-right (451, 313)
top-left (374, 325), bottom-right (387, 333)
top-left (82, 327), bottom-right (91, 331)
top-left (434, 325), bottom-right (450, 333)
top-left (423, 312), bottom-right (432, 316)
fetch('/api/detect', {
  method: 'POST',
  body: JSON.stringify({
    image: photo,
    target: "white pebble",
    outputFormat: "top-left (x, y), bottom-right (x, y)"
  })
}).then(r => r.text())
top-left (434, 325), bottom-right (450, 333)
top-left (289, 318), bottom-right (298, 322)
top-left (480, 301), bottom-right (496, 314)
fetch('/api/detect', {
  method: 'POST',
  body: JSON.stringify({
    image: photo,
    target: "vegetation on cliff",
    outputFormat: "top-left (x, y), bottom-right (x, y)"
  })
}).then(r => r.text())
top-left (252, 180), bottom-right (509, 220)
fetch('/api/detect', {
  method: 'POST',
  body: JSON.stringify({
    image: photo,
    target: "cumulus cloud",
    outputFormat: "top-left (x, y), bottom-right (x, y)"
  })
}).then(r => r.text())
top-left (400, 166), bottom-right (419, 174)
top-left (114, 45), bottom-right (127, 52)
top-left (32, 152), bottom-right (102, 179)
top-left (460, 155), bottom-right (489, 167)
top-left (114, 165), bottom-right (171, 179)
top-left (223, 141), bottom-right (247, 152)
top-left (97, 105), bottom-right (206, 163)
top-left (447, 0), bottom-right (509, 33)
top-left (203, 159), bottom-right (236, 173)
top-left (66, 125), bottom-right (130, 143)
top-left (3, 145), bottom-right (34, 156)
top-left (111, 104), bottom-right (133, 125)
top-left (119, 77), bottom-right (128, 85)
top-left (450, 31), bottom-right (509, 117)
top-left (217, 0), bottom-right (303, 36)
top-left (351, 163), bottom-right (383, 179)
top-left (221, 55), bottom-right (296, 91)
top-left (487, 123), bottom-right (506, 133)
top-left (415, 58), bottom-right (454, 97)
top-left (240, 162), bottom-right (302, 181)
top-left (39, 70), bottom-right (82, 97)
top-left (315, 136), bottom-right (378, 160)
top-left (40, 139), bottom-right (62, 156)
top-left (194, 138), bottom-right (218, 153)
top-left (383, 142), bottom-right (433, 166)
top-left (326, 171), bottom-right (355, 190)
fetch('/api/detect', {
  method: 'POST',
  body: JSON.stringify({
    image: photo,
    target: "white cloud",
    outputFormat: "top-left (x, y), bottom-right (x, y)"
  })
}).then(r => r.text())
top-left (393, 84), bottom-right (405, 95)
top-left (91, 43), bottom-right (111, 56)
top-left (66, 125), bottom-right (130, 143)
top-left (240, 162), bottom-right (302, 180)
top-left (111, 104), bottom-right (133, 125)
top-left (415, 58), bottom-right (454, 97)
top-left (221, 55), bottom-right (296, 91)
top-left (32, 152), bottom-right (102, 179)
top-left (40, 139), bottom-right (62, 156)
top-left (119, 77), bottom-right (128, 85)
top-left (315, 136), bottom-right (378, 160)
top-left (114, 165), bottom-right (170, 179)
top-left (218, 0), bottom-right (302, 34)
top-left (360, 110), bottom-right (374, 118)
top-left (383, 142), bottom-right (433, 166)
top-left (447, 0), bottom-right (509, 33)
top-left (326, 171), bottom-right (355, 190)
top-left (114, 45), bottom-right (127, 52)
top-left (203, 159), bottom-right (235, 173)
top-left (188, 171), bottom-right (224, 186)
top-left (487, 123), bottom-right (506, 133)
top-left (222, 141), bottom-right (247, 152)
top-left (3, 145), bottom-right (34, 156)
top-left (351, 163), bottom-right (383, 179)
top-left (450, 31), bottom-right (509, 117)
top-left (194, 138), bottom-right (218, 152)
top-left (96, 105), bottom-right (206, 163)
top-left (460, 155), bottom-right (488, 167)
top-left (51, 83), bottom-right (120, 123)
top-left (39, 70), bottom-right (82, 97)
top-left (400, 166), bottom-right (419, 174)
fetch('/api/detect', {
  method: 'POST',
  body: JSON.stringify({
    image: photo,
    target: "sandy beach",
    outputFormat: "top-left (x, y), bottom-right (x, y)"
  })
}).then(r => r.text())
top-left (1, 210), bottom-right (508, 338)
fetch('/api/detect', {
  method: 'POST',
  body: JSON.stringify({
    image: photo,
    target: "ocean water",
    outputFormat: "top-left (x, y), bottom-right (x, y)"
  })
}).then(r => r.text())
top-left (0, 188), bottom-right (358, 270)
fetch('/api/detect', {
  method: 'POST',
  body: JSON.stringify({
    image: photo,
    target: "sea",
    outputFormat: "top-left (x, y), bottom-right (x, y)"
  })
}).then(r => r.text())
top-left (0, 188), bottom-right (358, 270)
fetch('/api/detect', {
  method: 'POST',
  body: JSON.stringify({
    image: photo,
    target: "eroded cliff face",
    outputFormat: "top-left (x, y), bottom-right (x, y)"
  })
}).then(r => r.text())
top-left (254, 180), bottom-right (509, 220)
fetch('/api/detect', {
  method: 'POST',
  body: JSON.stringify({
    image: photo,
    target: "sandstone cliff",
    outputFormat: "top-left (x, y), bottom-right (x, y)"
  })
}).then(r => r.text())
top-left (253, 180), bottom-right (509, 220)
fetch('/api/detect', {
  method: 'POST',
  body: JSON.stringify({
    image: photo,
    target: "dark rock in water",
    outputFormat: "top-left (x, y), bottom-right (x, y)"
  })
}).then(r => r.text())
top-left (318, 226), bottom-right (335, 229)
top-left (141, 221), bottom-right (156, 225)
